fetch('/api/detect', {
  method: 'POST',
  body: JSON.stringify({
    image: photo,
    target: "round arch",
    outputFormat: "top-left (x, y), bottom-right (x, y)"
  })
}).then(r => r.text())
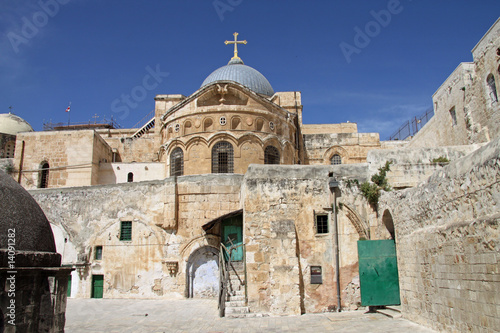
top-left (382, 209), bottom-right (395, 240)
top-left (323, 146), bottom-right (349, 165)
top-left (185, 245), bottom-right (219, 298)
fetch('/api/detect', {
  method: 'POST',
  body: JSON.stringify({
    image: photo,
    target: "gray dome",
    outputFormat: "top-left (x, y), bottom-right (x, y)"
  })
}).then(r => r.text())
top-left (0, 170), bottom-right (57, 254)
top-left (201, 59), bottom-right (274, 96)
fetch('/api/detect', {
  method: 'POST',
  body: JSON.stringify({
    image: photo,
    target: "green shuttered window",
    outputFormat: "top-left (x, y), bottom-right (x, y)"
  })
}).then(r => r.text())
top-left (120, 221), bottom-right (132, 241)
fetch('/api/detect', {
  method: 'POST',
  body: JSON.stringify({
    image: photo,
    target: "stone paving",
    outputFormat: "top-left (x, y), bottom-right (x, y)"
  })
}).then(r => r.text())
top-left (65, 298), bottom-right (437, 333)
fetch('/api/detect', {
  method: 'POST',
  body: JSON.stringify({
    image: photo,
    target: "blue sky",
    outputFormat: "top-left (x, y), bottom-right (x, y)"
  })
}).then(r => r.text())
top-left (1, 1), bottom-right (499, 139)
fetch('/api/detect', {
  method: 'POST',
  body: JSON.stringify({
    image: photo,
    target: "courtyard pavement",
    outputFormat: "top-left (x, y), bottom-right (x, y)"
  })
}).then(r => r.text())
top-left (65, 298), bottom-right (436, 333)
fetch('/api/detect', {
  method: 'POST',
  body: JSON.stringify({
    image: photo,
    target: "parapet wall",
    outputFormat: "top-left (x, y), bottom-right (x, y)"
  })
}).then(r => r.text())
top-left (379, 137), bottom-right (500, 332)
top-left (367, 144), bottom-right (482, 188)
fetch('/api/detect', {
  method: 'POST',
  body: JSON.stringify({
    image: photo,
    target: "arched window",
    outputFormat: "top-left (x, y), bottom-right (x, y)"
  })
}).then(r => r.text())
top-left (487, 74), bottom-right (498, 102)
top-left (331, 154), bottom-right (342, 165)
top-left (212, 141), bottom-right (233, 173)
top-left (170, 147), bottom-right (184, 177)
top-left (264, 146), bottom-right (280, 165)
top-left (127, 172), bottom-right (134, 182)
top-left (39, 162), bottom-right (49, 188)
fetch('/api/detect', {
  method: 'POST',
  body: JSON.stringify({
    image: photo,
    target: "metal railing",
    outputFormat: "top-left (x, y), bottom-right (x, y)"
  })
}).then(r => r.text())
top-left (389, 107), bottom-right (434, 141)
top-left (218, 242), bottom-right (247, 317)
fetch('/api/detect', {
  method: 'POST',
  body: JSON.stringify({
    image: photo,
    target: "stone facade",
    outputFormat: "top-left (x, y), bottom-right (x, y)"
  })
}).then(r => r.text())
top-left (2, 20), bottom-right (499, 331)
top-left (409, 18), bottom-right (500, 148)
top-left (379, 136), bottom-right (500, 332)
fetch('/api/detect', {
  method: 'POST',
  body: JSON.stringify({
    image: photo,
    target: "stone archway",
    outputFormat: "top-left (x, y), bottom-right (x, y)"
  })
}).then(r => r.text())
top-left (186, 246), bottom-right (219, 298)
top-left (382, 209), bottom-right (395, 240)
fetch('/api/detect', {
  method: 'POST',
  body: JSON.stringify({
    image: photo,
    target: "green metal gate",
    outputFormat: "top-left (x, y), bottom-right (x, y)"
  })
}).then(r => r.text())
top-left (358, 239), bottom-right (400, 306)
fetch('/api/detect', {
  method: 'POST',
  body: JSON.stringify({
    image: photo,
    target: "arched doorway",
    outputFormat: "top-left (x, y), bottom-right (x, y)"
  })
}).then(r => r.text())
top-left (382, 209), bottom-right (395, 240)
top-left (186, 246), bottom-right (219, 298)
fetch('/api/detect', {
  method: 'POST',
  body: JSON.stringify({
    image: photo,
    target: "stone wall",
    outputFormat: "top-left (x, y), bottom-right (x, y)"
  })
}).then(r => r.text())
top-left (97, 162), bottom-right (166, 184)
top-left (0, 158), bottom-right (13, 174)
top-left (0, 133), bottom-right (15, 158)
top-left (243, 164), bottom-right (371, 315)
top-left (408, 63), bottom-right (475, 148)
top-left (367, 144), bottom-right (483, 188)
top-left (379, 136), bottom-right (500, 332)
top-left (409, 19), bottom-right (500, 149)
top-left (29, 174), bottom-right (243, 299)
top-left (13, 130), bottom-right (112, 189)
top-left (304, 132), bottom-right (381, 165)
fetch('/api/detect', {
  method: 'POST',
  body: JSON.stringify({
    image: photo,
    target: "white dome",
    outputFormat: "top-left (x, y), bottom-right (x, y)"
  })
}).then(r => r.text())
top-left (0, 113), bottom-right (34, 136)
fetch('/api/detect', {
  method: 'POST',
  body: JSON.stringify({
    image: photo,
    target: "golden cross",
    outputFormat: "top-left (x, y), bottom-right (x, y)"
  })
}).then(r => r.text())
top-left (225, 32), bottom-right (247, 61)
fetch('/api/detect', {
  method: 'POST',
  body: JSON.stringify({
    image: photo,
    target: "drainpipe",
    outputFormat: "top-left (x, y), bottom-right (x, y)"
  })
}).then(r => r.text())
top-left (329, 179), bottom-right (341, 312)
top-left (17, 140), bottom-right (25, 183)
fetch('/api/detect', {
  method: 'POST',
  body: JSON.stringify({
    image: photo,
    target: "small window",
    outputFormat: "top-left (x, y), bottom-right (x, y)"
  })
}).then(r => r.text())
top-left (450, 107), bottom-right (457, 126)
top-left (174, 124), bottom-right (180, 132)
top-left (315, 215), bottom-right (328, 234)
top-left (264, 146), bottom-right (280, 164)
top-left (170, 147), bottom-right (184, 177)
top-left (269, 121), bottom-right (275, 131)
top-left (95, 246), bottom-right (103, 260)
top-left (331, 154), bottom-right (342, 165)
top-left (120, 221), bottom-right (132, 241)
top-left (487, 74), bottom-right (498, 103)
top-left (39, 162), bottom-right (50, 188)
top-left (219, 116), bottom-right (227, 126)
top-left (127, 172), bottom-right (134, 182)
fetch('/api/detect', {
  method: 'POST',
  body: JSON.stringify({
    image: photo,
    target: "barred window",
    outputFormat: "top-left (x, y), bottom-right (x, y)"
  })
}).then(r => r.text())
top-left (264, 146), bottom-right (280, 165)
top-left (315, 215), bottom-right (328, 234)
top-left (212, 141), bottom-right (233, 173)
top-left (120, 221), bottom-right (132, 241)
top-left (39, 162), bottom-right (49, 188)
top-left (331, 154), bottom-right (342, 165)
top-left (170, 147), bottom-right (184, 177)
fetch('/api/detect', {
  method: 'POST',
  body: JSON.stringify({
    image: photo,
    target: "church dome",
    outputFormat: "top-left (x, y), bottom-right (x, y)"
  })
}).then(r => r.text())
top-left (0, 170), bottom-right (57, 254)
top-left (0, 113), bottom-right (34, 136)
top-left (201, 58), bottom-right (275, 96)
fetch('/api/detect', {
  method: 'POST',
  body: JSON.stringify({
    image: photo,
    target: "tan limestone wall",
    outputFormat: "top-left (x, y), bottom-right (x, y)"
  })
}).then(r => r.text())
top-left (379, 137), bottom-right (500, 332)
top-left (13, 130), bottom-right (100, 189)
top-left (301, 123), bottom-right (357, 135)
top-left (469, 18), bottom-right (500, 143)
top-left (303, 132), bottom-right (381, 165)
top-left (409, 63), bottom-right (475, 148)
top-left (367, 144), bottom-right (483, 188)
top-left (160, 83), bottom-right (298, 176)
top-left (243, 165), bottom-right (370, 314)
top-left (29, 174), bottom-right (243, 299)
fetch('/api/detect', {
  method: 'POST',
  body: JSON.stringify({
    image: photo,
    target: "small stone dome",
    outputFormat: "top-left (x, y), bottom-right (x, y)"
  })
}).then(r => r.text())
top-left (0, 170), bottom-right (57, 254)
top-left (201, 58), bottom-right (275, 96)
top-left (0, 113), bottom-right (34, 136)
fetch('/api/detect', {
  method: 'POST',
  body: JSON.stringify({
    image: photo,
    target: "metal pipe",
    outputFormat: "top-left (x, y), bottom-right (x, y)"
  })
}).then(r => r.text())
top-left (329, 179), bottom-right (341, 312)
top-left (333, 192), bottom-right (341, 312)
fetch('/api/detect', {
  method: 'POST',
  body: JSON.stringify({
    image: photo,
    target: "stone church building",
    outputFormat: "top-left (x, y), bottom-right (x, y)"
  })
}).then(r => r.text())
top-left (2, 20), bottom-right (500, 332)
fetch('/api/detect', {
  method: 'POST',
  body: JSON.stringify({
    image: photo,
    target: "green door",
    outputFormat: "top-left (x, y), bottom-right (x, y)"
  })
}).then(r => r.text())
top-left (91, 275), bottom-right (104, 299)
top-left (358, 239), bottom-right (400, 306)
top-left (67, 275), bottom-right (72, 297)
top-left (221, 215), bottom-right (243, 261)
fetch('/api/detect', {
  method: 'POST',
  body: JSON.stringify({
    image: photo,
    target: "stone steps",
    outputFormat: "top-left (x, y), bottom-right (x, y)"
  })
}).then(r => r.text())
top-left (376, 305), bottom-right (402, 319)
top-left (224, 261), bottom-right (251, 318)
